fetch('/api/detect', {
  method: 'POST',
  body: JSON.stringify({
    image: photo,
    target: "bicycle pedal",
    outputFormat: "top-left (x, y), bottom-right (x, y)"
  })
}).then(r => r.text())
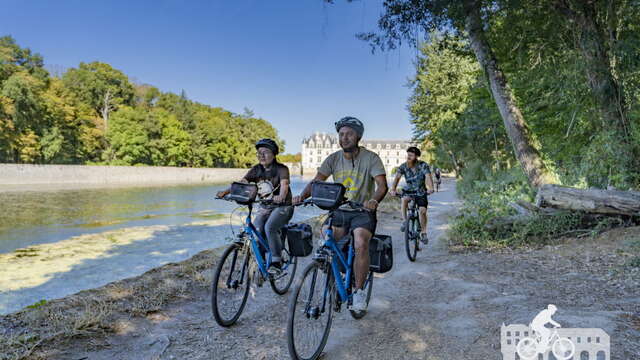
top-left (270, 271), bottom-right (288, 281)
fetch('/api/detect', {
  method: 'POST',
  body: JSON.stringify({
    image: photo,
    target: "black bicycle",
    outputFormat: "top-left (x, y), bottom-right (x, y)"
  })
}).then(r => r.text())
top-left (396, 190), bottom-right (422, 262)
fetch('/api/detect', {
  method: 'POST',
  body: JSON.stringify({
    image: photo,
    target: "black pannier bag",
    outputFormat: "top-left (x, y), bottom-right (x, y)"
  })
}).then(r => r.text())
top-left (310, 181), bottom-right (346, 210)
top-left (284, 223), bottom-right (313, 257)
top-left (228, 182), bottom-right (258, 205)
top-left (369, 234), bottom-right (393, 273)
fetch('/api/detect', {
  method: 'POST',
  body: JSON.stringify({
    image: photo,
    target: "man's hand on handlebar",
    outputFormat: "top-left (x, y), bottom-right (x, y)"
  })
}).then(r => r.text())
top-left (364, 199), bottom-right (378, 211)
top-left (292, 195), bottom-right (303, 205)
top-left (272, 195), bottom-right (284, 204)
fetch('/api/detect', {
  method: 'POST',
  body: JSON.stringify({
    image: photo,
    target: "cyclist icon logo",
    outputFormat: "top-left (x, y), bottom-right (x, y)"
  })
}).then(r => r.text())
top-left (500, 305), bottom-right (610, 360)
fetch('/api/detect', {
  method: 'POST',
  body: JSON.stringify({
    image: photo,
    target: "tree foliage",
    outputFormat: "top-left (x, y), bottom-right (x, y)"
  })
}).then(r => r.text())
top-left (358, 0), bottom-right (640, 189)
top-left (0, 35), bottom-right (283, 168)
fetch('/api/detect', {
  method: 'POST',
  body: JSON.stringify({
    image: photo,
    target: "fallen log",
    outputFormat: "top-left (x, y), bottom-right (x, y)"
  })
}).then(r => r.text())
top-left (535, 184), bottom-right (640, 216)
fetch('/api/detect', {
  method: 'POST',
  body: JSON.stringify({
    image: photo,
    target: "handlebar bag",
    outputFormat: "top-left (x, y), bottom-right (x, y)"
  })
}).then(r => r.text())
top-left (310, 181), bottom-right (346, 210)
top-left (228, 182), bottom-right (258, 205)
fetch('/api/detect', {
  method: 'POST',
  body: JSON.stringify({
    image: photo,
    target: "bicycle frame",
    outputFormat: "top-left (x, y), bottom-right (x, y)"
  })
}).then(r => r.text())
top-left (239, 203), bottom-right (292, 279)
top-left (323, 226), bottom-right (354, 303)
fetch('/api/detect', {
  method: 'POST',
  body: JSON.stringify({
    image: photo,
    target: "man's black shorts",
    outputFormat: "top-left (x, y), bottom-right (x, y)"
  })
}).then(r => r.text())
top-left (324, 209), bottom-right (377, 234)
top-left (405, 193), bottom-right (428, 208)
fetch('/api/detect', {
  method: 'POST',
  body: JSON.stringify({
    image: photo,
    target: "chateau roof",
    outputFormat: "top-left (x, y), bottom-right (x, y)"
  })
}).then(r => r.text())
top-left (302, 132), bottom-right (411, 145)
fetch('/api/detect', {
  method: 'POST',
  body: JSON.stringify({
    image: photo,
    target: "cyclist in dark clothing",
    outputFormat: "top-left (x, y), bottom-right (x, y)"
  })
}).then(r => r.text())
top-left (217, 138), bottom-right (293, 275)
top-left (434, 167), bottom-right (442, 191)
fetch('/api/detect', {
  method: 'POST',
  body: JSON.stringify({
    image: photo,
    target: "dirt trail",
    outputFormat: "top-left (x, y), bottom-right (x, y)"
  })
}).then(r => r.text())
top-left (53, 178), bottom-right (639, 359)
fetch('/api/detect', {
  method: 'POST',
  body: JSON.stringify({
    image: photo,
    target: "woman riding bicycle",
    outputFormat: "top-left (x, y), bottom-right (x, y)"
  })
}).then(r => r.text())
top-left (217, 138), bottom-right (293, 275)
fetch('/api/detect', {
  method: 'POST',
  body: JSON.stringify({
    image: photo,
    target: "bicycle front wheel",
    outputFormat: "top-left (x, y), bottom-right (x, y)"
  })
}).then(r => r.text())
top-left (211, 243), bottom-right (251, 327)
top-left (404, 217), bottom-right (418, 262)
top-left (287, 261), bottom-right (333, 360)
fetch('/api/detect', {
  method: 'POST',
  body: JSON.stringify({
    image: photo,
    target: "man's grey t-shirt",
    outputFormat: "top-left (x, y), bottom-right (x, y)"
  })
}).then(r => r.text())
top-left (318, 147), bottom-right (386, 204)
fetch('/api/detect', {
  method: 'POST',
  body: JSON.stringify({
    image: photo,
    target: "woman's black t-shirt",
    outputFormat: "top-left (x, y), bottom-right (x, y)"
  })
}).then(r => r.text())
top-left (243, 162), bottom-right (292, 204)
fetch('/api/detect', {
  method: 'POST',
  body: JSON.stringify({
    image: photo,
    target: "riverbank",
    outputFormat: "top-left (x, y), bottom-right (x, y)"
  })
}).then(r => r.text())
top-left (2, 178), bottom-right (637, 359)
top-left (0, 164), bottom-right (247, 193)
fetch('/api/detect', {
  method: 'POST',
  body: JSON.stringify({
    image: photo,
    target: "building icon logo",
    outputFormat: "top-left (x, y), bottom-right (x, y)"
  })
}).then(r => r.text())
top-left (501, 305), bottom-right (610, 360)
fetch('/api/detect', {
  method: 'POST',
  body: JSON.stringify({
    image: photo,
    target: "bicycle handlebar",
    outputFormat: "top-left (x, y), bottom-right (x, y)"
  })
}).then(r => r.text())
top-left (214, 195), bottom-right (287, 206)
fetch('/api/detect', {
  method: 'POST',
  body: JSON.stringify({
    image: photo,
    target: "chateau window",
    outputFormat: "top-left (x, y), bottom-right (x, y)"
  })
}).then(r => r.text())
top-left (587, 337), bottom-right (591, 343)
top-left (317, 156), bottom-right (321, 163)
top-left (396, 144), bottom-right (401, 149)
top-left (596, 337), bottom-right (600, 343)
top-left (386, 144), bottom-right (391, 149)
top-left (507, 339), bottom-right (511, 345)
top-left (515, 331), bottom-right (520, 336)
top-left (377, 144), bottom-right (382, 149)
top-left (506, 332), bottom-right (511, 337)
top-left (577, 337), bottom-right (581, 343)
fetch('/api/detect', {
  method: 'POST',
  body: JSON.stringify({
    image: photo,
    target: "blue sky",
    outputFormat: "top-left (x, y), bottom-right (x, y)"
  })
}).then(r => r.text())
top-left (1, 0), bottom-right (416, 153)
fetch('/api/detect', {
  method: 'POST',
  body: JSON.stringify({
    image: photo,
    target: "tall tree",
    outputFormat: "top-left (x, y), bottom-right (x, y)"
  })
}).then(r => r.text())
top-left (62, 62), bottom-right (134, 132)
top-left (333, 0), bottom-right (555, 187)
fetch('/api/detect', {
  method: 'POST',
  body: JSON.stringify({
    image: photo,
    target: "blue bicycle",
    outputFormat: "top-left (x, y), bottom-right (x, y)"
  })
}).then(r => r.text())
top-left (286, 198), bottom-right (374, 360)
top-left (211, 193), bottom-right (298, 327)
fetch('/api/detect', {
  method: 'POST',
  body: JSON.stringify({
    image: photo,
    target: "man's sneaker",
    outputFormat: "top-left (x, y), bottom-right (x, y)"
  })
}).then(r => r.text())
top-left (420, 233), bottom-right (429, 245)
top-left (351, 289), bottom-right (368, 312)
top-left (400, 222), bottom-right (406, 232)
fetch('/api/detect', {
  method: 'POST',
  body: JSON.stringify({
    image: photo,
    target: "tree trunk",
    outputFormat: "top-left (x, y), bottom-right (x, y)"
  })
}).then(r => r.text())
top-left (463, 0), bottom-right (553, 188)
top-left (101, 89), bottom-right (112, 132)
top-left (536, 184), bottom-right (640, 216)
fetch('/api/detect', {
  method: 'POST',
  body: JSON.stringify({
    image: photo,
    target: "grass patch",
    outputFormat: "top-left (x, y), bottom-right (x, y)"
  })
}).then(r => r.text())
top-left (0, 248), bottom-right (222, 360)
top-left (448, 166), bottom-right (637, 250)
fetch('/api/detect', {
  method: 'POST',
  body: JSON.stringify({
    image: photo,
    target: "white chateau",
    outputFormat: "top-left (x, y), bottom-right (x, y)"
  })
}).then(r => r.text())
top-left (301, 132), bottom-right (412, 175)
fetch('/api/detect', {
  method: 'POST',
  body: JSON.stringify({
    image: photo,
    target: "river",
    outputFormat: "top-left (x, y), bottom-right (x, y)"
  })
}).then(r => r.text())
top-left (0, 177), bottom-right (320, 314)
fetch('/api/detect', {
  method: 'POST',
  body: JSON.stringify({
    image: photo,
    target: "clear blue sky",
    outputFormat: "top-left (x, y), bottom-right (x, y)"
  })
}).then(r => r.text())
top-left (1, 0), bottom-right (416, 153)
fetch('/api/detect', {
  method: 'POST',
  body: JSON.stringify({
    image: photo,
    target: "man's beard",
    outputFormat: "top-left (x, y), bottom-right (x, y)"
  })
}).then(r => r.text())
top-left (341, 140), bottom-right (359, 153)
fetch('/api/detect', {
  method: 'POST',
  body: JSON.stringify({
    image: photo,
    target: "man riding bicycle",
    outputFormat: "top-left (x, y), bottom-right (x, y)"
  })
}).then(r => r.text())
top-left (389, 146), bottom-right (434, 245)
top-left (434, 167), bottom-right (442, 190)
top-left (293, 116), bottom-right (387, 312)
top-left (530, 304), bottom-right (562, 346)
top-left (217, 138), bottom-right (293, 276)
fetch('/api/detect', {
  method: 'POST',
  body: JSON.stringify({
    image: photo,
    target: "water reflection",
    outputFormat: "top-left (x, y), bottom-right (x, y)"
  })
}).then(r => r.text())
top-left (0, 176), bottom-right (317, 254)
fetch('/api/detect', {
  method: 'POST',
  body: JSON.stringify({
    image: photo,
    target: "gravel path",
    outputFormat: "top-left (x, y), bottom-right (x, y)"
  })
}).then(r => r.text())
top-left (54, 178), bottom-right (639, 359)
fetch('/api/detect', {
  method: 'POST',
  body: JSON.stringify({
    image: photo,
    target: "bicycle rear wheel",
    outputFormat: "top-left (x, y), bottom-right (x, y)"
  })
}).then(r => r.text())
top-left (211, 243), bottom-right (251, 327)
top-left (404, 217), bottom-right (418, 261)
top-left (349, 271), bottom-right (374, 319)
top-left (287, 261), bottom-right (333, 360)
top-left (270, 249), bottom-right (298, 295)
